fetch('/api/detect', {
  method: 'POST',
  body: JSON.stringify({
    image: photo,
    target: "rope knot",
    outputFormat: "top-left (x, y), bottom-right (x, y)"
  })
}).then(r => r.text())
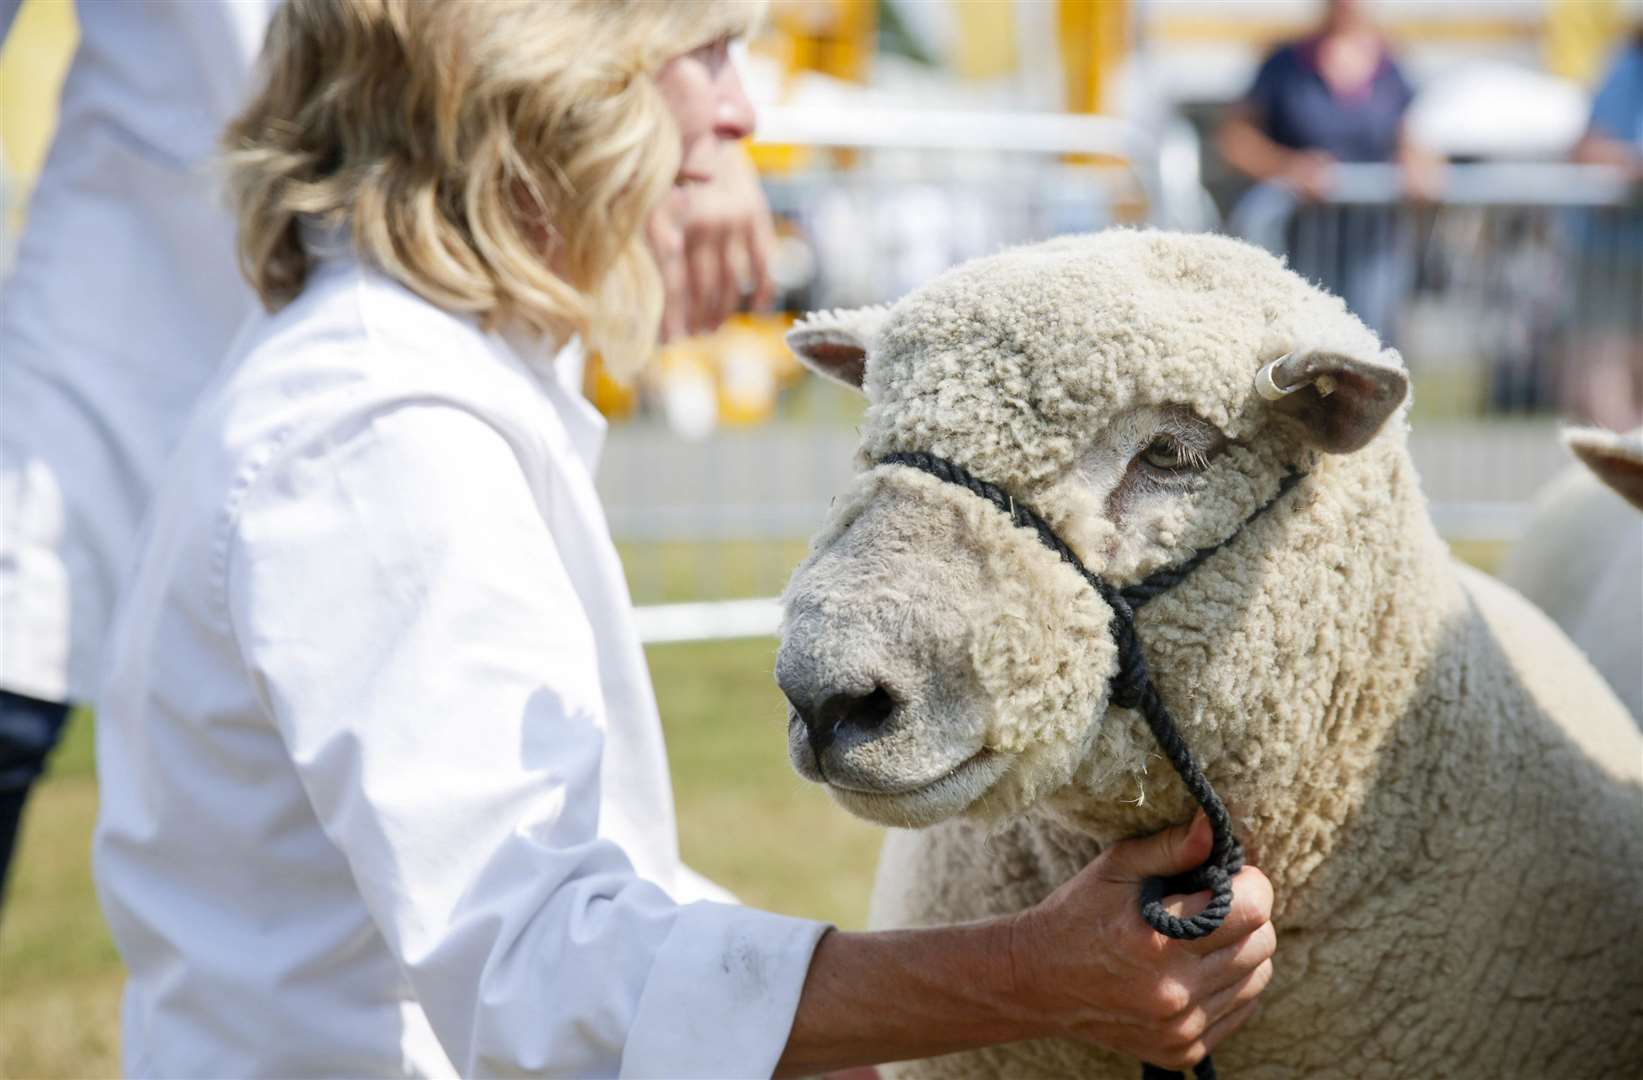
top-left (1100, 586), bottom-right (1150, 711)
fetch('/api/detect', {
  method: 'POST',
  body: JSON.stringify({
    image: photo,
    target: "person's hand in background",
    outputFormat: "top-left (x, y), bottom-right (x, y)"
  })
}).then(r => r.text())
top-left (1280, 148), bottom-right (1337, 202)
top-left (649, 140), bottom-right (775, 343)
top-left (1397, 131), bottom-right (1446, 203)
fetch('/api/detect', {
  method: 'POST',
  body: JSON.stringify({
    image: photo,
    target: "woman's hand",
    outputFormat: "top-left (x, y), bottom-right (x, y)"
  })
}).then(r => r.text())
top-left (1008, 815), bottom-right (1277, 1072)
top-left (649, 141), bottom-right (775, 343)
top-left (777, 814), bottom-right (1276, 1077)
top-left (1280, 149), bottom-right (1337, 202)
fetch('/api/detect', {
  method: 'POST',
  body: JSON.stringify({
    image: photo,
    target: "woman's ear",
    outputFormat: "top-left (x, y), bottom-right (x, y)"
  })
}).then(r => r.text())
top-left (1255, 347), bottom-right (1409, 453)
top-left (785, 305), bottom-right (891, 392)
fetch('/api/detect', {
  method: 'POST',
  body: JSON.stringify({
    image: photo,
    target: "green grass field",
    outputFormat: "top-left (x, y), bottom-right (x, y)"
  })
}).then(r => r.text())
top-left (0, 638), bottom-right (883, 1079)
top-left (0, 541), bottom-right (1506, 1078)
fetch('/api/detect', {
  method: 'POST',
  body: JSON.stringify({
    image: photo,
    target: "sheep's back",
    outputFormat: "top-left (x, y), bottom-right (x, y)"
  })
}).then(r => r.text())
top-left (1501, 467), bottom-right (1643, 722)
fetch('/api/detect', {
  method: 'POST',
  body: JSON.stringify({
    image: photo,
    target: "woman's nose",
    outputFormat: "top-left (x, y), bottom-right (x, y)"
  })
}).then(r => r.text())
top-left (714, 62), bottom-right (754, 141)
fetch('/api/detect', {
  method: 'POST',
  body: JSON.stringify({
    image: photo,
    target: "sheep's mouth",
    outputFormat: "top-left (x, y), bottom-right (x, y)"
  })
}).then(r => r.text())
top-left (824, 749), bottom-right (1011, 827)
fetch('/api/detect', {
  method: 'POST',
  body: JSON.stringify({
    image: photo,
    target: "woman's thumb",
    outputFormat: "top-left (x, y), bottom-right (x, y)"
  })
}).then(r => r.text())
top-left (1103, 813), bottom-right (1212, 883)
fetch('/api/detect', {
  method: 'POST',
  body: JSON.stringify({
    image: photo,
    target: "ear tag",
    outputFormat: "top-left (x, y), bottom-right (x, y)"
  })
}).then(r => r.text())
top-left (1255, 353), bottom-right (1302, 401)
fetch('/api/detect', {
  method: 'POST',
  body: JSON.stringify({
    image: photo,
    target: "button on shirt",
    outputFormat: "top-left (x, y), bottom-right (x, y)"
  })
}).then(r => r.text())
top-left (92, 248), bottom-right (827, 1077)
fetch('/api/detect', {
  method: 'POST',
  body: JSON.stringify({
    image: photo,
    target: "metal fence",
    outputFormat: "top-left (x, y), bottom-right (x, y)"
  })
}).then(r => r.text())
top-left (619, 107), bottom-right (1185, 639)
top-left (1231, 163), bottom-right (1642, 430)
top-left (612, 122), bottom-right (1642, 641)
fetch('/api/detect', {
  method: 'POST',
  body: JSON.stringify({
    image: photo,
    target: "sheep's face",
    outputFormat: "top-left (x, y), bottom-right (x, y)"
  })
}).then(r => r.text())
top-left (777, 230), bottom-right (1408, 830)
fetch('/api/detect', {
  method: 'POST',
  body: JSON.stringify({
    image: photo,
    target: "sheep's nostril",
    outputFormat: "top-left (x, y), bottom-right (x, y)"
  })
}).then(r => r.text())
top-left (805, 687), bottom-right (896, 755)
top-left (841, 686), bottom-right (895, 734)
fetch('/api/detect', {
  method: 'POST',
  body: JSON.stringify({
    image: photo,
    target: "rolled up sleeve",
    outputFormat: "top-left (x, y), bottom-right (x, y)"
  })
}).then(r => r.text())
top-left (224, 401), bottom-right (825, 1077)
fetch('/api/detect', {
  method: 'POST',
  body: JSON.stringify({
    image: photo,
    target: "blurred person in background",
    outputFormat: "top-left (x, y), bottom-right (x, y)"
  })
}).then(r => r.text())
top-left (0, 0), bottom-right (278, 909)
top-left (0, 0), bottom-right (774, 915)
top-left (91, 1), bottom-right (1276, 1075)
top-left (1217, 0), bottom-right (1442, 343)
top-left (1568, 27), bottom-right (1643, 429)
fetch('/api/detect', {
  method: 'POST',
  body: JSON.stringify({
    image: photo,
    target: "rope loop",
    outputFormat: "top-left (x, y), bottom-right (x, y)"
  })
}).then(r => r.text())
top-left (1142, 1059), bottom-right (1219, 1080)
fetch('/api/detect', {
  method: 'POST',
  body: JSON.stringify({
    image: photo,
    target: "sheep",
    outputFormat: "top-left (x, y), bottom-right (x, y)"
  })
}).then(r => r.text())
top-left (774, 230), bottom-right (1643, 1078)
top-left (1501, 427), bottom-right (1642, 722)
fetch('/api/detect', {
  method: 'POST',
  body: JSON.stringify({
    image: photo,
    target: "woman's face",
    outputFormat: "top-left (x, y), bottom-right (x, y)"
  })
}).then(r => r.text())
top-left (654, 38), bottom-right (755, 184)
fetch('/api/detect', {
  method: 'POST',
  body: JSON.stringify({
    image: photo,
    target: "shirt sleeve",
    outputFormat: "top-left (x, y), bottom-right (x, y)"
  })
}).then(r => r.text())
top-left (1243, 46), bottom-right (1291, 127)
top-left (1384, 54), bottom-right (1416, 118)
top-left (1589, 45), bottom-right (1643, 143)
top-left (0, 0), bottom-right (22, 44)
top-left (224, 400), bottom-right (826, 1078)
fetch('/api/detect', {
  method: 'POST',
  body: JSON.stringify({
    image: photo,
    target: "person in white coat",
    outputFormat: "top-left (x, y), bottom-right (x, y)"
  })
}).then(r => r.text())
top-left (0, 0), bottom-right (280, 903)
top-left (91, 2), bottom-right (1277, 1076)
top-left (0, 0), bottom-right (772, 906)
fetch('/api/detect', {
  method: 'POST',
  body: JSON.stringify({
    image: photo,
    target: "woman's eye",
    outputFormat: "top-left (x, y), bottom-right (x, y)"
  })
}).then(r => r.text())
top-left (693, 38), bottom-right (730, 70)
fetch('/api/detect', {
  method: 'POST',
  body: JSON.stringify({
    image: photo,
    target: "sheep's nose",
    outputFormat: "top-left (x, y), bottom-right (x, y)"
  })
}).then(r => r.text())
top-left (788, 687), bottom-right (897, 754)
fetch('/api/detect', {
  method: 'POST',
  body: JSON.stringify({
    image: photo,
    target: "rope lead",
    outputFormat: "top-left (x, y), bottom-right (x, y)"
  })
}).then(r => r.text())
top-left (879, 452), bottom-right (1304, 1080)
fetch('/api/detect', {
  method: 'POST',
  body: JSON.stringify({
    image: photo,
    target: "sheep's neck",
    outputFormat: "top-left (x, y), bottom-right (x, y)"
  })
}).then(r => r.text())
top-left (1236, 474), bottom-right (1458, 926)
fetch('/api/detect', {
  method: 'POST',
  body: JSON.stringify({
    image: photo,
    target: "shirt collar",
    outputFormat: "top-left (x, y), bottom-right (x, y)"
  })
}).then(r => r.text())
top-left (1297, 33), bottom-right (1392, 102)
top-left (497, 326), bottom-right (608, 474)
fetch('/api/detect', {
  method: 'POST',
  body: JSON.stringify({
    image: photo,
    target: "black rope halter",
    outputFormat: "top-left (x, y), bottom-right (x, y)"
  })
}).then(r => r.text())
top-left (878, 451), bottom-right (1305, 1080)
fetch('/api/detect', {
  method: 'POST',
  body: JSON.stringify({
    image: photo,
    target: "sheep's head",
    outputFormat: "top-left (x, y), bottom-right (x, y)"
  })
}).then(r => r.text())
top-left (776, 230), bottom-right (1410, 832)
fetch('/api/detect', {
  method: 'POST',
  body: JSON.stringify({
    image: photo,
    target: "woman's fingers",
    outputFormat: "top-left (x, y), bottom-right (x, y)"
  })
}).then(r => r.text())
top-left (1200, 996), bottom-right (1262, 1055)
top-left (647, 209), bottom-right (689, 344)
top-left (745, 213), bottom-right (774, 310)
top-left (1199, 920), bottom-right (1277, 994)
top-left (686, 228), bottom-right (722, 334)
top-left (1174, 866), bottom-right (1274, 958)
top-left (715, 225), bottom-right (741, 325)
top-left (1201, 953), bottom-right (1275, 1018)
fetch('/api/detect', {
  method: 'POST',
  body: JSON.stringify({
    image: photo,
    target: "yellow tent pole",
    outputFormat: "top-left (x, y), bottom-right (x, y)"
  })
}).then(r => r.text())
top-left (1058, 0), bottom-right (1128, 116)
top-left (1545, 0), bottom-right (1620, 85)
top-left (748, 0), bottom-right (875, 175)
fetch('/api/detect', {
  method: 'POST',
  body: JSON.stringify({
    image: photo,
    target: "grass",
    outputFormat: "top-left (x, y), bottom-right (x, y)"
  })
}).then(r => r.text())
top-left (616, 538), bottom-right (812, 605)
top-left (0, 639), bottom-right (882, 1079)
top-left (0, 539), bottom-right (1507, 1078)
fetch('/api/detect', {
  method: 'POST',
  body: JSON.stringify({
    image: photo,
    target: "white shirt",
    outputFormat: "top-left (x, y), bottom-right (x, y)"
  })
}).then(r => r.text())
top-left (0, 0), bottom-right (277, 703)
top-left (92, 247), bottom-right (826, 1078)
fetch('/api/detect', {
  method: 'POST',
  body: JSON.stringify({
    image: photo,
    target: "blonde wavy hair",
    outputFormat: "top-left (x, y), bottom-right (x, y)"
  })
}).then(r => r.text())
top-left (227, 0), bottom-right (762, 372)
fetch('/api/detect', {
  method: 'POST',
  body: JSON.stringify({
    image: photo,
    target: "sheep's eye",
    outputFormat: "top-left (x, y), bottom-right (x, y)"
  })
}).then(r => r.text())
top-left (1139, 436), bottom-right (1205, 473)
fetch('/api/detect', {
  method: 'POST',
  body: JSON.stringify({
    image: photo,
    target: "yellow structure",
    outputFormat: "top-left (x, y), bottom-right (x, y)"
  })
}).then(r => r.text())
top-left (768, 0), bottom-right (873, 84)
top-left (1545, 0), bottom-right (1622, 85)
top-left (951, 0), bottom-right (1018, 82)
top-left (0, 0), bottom-right (79, 229)
top-left (587, 314), bottom-right (803, 429)
top-left (747, 0), bottom-right (874, 175)
top-left (1058, 0), bottom-right (1128, 116)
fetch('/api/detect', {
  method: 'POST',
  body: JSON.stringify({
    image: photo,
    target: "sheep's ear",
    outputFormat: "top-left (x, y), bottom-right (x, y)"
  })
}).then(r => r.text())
top-left (785, 305), bottom-right (890, 392)
top-left (1566, 426), bottom-right (1643, 510)
top-left (1255, 347), bottom-right (1409, 453)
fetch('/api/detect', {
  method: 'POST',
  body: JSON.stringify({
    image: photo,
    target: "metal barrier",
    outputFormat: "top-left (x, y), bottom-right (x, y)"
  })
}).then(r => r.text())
top-left (615, 132), bottom-right (1641, 641)
top-left (752, 106), bottom-right (1211, 310)
top-left (615, 107), bottom-right (1186, 639)
top-left (1231, 163), bottom-right (1642, 427)
top-left (1230, 162), bottom-right (1642, 543)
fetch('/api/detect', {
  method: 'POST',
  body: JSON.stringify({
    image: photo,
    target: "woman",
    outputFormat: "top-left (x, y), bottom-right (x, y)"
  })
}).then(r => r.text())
top-left (0, 0), bottom-right (279, 906)
top-left (1216, 0), bottom-right (1441, 342)
top-left (1568, 27), bottom-right (1643, 429)
top-left (93, 2), bottom-right (1275, 1076)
